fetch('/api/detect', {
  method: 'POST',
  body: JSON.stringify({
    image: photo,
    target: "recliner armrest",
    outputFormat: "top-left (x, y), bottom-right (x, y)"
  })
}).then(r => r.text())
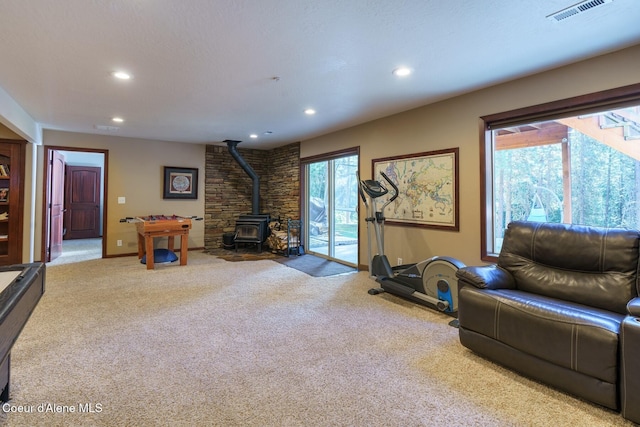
top-left (455, 265), bottom-right (516, 290)
top-left (621, 312), bottom-right (640, 423)
top-left (627, 297), bottom-right (640, 317)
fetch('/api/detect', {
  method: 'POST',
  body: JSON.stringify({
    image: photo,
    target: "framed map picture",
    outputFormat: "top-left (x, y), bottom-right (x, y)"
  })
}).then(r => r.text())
top-left (372, 147), bottom-right (459, 231)
top-left (163, 166), bottom-right (198, 199)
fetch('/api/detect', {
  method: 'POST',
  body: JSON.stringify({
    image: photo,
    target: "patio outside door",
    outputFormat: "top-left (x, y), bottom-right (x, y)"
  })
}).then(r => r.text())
top-left (304, 153), bottom-right (359, 266)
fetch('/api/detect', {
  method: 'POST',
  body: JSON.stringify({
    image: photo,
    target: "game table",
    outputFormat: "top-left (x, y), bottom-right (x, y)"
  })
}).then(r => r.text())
top-left (0, 263), bottom-right (45, 401)
top-left (134, 215), bottom-right (192, 270)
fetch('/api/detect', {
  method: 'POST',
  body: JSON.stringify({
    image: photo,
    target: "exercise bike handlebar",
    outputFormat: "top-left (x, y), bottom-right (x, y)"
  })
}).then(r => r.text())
top-left (379, 172), bottom-right (398, 203)
top-left (356, 171), bottom-right (369, 206)
top-left (378, 172), bottom-right (398, 214)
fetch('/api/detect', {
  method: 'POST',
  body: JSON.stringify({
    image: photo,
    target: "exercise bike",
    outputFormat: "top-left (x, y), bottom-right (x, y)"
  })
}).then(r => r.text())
top-left (358, 171), bottom-right (465, 317)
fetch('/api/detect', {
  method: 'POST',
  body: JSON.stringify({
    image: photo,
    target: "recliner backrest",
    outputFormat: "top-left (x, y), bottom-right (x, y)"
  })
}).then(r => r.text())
top-left (498, 221), bottom-right (640, 314)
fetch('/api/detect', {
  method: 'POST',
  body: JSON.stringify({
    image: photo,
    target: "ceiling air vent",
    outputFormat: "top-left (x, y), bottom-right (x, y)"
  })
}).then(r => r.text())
top-left (547, 0), bottom-right (613, 22)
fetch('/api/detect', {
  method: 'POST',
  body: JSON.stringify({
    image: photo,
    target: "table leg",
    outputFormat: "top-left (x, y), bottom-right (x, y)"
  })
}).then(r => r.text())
top-left (137, 233), bottom-right (144, 259)
top-left (180, 233), bottom-right (188, 266)
top-left (0, 354), bottom-right (9, 402)
top-left (145, 236), bottom-right (155, 270)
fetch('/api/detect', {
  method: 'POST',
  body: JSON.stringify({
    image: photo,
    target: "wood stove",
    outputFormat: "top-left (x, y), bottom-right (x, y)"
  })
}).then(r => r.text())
top-left (226, 140), bottom-right (271, 252)
top-left (234, 214), bottom-right (270, 252)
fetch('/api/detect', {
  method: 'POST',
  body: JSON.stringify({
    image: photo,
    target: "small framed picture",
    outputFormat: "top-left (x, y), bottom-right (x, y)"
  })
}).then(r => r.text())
top-left (163, 167), bottom-right (198, 199)
top-left (0, 188), bottom-right (8, 203)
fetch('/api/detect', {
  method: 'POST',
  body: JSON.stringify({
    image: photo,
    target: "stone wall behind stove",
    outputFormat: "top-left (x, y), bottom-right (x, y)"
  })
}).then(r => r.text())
top-left (204, 142), bottom-right (300, 250)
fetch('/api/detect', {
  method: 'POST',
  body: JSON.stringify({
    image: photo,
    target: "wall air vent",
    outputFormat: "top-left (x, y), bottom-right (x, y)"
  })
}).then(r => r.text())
top-left (94, 125), bottom-right (120, 132)
top-left (547, 0), bottom-right (613, 22)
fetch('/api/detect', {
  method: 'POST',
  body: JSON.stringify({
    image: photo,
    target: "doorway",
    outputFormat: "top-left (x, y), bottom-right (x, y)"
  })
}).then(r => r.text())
top-left (42, 146), bottom-right (108, 264)
top-left (302, 148), bottom-right (359, 267)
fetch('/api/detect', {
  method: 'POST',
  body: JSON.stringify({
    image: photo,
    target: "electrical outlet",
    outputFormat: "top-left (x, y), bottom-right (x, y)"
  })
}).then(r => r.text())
top-left (117, 240), bottom-right (123, 247)
top-left (397, 258), bottom-right (403, 266)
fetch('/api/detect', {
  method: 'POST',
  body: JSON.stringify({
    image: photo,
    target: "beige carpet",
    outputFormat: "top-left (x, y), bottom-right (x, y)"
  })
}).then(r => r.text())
top-left (0, 252), bottom-right (632, 426)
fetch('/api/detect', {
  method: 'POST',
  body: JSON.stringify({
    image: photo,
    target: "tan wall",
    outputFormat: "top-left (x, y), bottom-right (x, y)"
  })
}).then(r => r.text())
top-left (35, 130), bottom-right (206, 260)
top-left (0, 124), bottom-right (23, 139)
top-left (300, 44), bottom-right (640, 266)
top-left (24, 142), bottom-right (36, 262)
top-left (24, 44), bottom-right (640, 266)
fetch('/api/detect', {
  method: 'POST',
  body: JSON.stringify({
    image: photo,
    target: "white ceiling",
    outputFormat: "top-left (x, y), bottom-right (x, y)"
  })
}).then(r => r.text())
top-left (0, 0), bottom-right (639, 149)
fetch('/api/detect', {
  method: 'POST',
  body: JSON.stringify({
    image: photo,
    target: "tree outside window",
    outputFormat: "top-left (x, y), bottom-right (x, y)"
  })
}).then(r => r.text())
top-left (482, 87), bottom-right (640, 260)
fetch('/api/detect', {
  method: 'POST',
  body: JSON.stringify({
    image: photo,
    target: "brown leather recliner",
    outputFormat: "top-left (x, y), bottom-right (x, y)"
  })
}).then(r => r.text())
top-left (456, 221), bottom-right (640, 423)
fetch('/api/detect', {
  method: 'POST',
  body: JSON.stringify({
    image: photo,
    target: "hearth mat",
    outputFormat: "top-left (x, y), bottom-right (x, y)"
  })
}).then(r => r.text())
top-left (274, 254), bottom-right (357, 277)
top-left (208, 247), bottom-right (279, 262)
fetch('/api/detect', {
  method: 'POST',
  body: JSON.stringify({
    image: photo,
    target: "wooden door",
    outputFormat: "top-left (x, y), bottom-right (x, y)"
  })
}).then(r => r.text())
top-left (49, 151), bottom-right (65, 260)
top-left (64, 165), bottom-right (101, 239)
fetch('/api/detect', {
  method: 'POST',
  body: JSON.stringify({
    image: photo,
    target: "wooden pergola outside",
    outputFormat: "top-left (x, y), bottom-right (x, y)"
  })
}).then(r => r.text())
top-left (494, 106), bottom-right (640, 223)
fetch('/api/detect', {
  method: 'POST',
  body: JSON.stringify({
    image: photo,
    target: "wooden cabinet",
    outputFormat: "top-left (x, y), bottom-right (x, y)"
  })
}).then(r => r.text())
top-left (0, 140), bottom-right (25, 265)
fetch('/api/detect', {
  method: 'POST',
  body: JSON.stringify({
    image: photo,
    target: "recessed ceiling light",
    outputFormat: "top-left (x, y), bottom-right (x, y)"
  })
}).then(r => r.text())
top-left (111, 71), bottom-right (132, 80)
top-left (112, 117), bottom-right (124, 123)
top-left (304, 108), bottom-right (316, 115)
top-left (249, 134), bottom-right (258, 139)
top-left (392, 67), bottom-right (412, 77)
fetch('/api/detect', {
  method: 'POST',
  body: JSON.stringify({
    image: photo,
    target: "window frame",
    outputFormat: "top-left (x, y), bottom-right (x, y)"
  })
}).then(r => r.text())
top-left (479, 83), bottom-right (640, 262)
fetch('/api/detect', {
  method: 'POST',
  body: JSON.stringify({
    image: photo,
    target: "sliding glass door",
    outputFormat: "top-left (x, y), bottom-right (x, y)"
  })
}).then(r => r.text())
top-left (304, 150), bottom-right (359, 266)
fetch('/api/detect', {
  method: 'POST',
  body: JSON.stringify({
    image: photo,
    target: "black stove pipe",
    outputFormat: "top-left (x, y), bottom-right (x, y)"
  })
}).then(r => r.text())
top-left (225, 140), bottom-right (260, 215)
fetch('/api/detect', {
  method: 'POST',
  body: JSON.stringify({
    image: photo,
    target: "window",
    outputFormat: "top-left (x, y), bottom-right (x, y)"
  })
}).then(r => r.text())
top-left (481, 83), bottom-right (640, 261)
